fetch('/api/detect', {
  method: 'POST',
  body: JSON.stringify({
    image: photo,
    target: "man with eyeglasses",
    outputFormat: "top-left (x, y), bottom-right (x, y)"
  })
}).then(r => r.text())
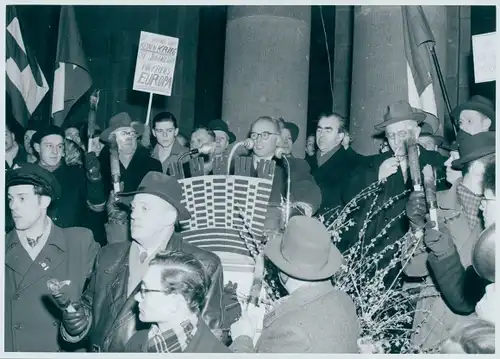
top-left (405, 131), bottom-right (495, 350)
top-left (150, 112), bottom-right (189, 173)
top-left (344, 101), bottom-right (446, 287)
top-left (58, 171), bottom-right (223, 352)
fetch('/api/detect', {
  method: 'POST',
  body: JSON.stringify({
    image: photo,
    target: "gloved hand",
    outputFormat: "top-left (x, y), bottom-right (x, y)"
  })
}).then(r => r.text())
top-left (406, 190), bottom-right (427, 232)
top-left (62, 302), bottom-right (90, 337)
top-left (423, 222), bottom-right (456, 257)
top-left (107, 188), bottom-right (128, 224)
top-left (84, 152), bottom-right (101, 181)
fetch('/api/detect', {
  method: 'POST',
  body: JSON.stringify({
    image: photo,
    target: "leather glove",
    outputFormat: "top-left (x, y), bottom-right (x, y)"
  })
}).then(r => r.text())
top-left (423, 222), bottom-right (456, 257)
top-left (107, 187), bottom-right (128, 224)
top-left (406, 190), bottom-right (427, 232)
top-left (84, 152), bottom-right (101, 181)
top-left (62, 301), bottom-right (90, 337)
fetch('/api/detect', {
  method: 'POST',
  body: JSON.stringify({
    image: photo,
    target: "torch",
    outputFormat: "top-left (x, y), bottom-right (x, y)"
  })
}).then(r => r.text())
top-left (406, 129), bottom-right (424, 239)
top-left (47, 279), bottom-right (75, 313)
top-left (109, 140), bottom-right (122, 194)
top-left (422, 164), bottom-right (439, 231)
top-left (87, 90), bottom-right (100, 153)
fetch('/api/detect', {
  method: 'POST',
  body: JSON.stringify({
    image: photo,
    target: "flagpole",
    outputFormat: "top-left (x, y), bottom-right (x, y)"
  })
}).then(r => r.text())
top-left (427, 43), bottom-right (458, 136)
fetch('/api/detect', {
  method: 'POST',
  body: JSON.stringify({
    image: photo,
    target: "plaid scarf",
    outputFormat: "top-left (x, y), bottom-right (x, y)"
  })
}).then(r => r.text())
top-left (456, 180), bottom-right (482, 229)
top-left (147, 316), bottom-right (197, 353)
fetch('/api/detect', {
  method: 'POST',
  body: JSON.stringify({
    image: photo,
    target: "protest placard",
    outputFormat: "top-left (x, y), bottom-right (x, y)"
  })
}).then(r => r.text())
top-left (133, 31), bottom-right (179, 96)
top-left (472, 32), bottom-right (496, 84)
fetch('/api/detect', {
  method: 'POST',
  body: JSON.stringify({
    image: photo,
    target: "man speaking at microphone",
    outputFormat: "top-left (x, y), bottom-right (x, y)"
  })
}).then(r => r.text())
top-left (241, 116), bottom-right (322, 232)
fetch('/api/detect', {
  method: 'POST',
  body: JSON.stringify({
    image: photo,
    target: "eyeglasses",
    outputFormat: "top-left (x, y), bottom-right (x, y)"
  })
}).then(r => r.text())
top-left (386, 130), bottom-right (410, 141)
top-left (249, 132), bottom-right (278, 141)
top-left (138, 287), bottom-right (170, 299)
top-left (116, 130), bottom-right (137, 138)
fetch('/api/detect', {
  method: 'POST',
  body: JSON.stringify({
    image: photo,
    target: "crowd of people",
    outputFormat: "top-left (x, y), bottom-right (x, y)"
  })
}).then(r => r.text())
top-left (4, 93), bottom-right (496, 353)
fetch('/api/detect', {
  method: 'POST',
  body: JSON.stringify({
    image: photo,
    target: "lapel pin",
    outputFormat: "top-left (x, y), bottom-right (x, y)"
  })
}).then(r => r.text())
top-left (40, 262), bottom-right (50, 271)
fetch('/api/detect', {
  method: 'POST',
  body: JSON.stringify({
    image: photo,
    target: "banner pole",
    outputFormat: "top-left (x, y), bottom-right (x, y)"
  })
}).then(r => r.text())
top-left (141, 92), bottom-right (154, 148)
top-left (145, 92), bottom-right (153, 127)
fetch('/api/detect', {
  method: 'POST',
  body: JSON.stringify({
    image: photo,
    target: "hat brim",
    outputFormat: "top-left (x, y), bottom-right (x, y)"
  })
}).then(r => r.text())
top-left (213, 129), bottom-right (236, 144)
top-left (284, 123), bottom-right (299, 143)
top-left (100, 123), bottom-right (145, 143)
top-left (451, 147), bottom-right (495, 170)
top-left (419, 133), bottom-right (444, 146)
top-left (264, 233), bottom-right (342, 281)
top-left (6, 174), bottom-right (61, 200)
top-left (117, 188), bottom-right (191, 221)
top-left (451, 102), bottom-right (495, 124)
top-left (374, 112), bottom-right (426, 132)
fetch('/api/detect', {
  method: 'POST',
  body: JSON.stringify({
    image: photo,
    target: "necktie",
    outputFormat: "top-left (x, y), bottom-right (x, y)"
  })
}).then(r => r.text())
top-left (140, 251), bottom-right (148, 263)
top-left (27, 234), bottom-right (43, 248)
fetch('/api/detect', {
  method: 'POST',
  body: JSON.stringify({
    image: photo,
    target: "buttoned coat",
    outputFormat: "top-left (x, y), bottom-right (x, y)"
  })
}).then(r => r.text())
top-left (62, 232), bottom-right (224, 352)
top-left (4, 224), bottom-right (99, 352)
top-left (230, 282), bottom-right (360, 353)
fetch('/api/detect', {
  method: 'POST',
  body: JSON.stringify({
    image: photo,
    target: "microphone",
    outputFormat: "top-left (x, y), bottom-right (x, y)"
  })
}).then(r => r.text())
top-left (177, 143), bottom-right (216, 163)
top-left (422, 165), bottom-right (439, 230)
top-left (242, 138), bottom-right (254, 150)
top-left (274, 147), bottom-right (287, 159)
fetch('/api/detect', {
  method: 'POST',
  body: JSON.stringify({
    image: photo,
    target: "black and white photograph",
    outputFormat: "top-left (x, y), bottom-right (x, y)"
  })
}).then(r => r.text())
top-left (3, 3), bottom-right (497, 354)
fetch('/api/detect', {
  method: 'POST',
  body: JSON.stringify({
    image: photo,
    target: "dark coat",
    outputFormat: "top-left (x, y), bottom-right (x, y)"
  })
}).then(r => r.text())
top-left (230, 282), bottom-right (360, 353)
top-left (309, 147), bottom-right (366, 212)
top-left (99, 145), bottom-right (162, 194)
top-left (63, 232), bottom-right (224, 352)
top-left (343, 146), bottom-right (446, 285)
top-left (151, 141), bottom-right (189, 174)
top-left (5, 145), bottom-right (27, 170)
top-left (4, 224), bottom-right (99, 352)
top-left (124, 317), bottom-right (230, 353)
top-left (428, 250), bottom-right (488, 315)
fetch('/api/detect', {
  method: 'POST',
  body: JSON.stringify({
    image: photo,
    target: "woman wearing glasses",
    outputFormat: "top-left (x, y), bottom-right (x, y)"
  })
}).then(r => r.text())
top-left (125, 250), bottom-right (230, 353)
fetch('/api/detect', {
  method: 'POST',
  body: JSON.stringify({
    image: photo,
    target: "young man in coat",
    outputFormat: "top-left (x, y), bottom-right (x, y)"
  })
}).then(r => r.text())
top-left (230, 216), bottom-right (360, 353)
top-left (58, 172), bottom-right (224, 352)
top-left (4, 164), bottom-right (99, 352)
top-left (405, 131), bottom-right (495, 350)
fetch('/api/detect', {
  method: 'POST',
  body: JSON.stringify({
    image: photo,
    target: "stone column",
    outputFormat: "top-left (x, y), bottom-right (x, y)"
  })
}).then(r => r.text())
top-left (349, 6), bottom-right (448, 155)
top-left (221, 6), bottom-right (311, 158)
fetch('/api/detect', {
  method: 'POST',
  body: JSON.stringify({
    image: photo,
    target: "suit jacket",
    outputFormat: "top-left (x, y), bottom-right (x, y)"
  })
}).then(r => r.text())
top-left (151, 141), bottom-right (189, 174)
top-left (4, 224), bottom-right (99, 352)
top-left (62, 232), bottom-right (224, 352)
top-left (230, 282), bottom-right (360, 353)
top-left (124, 316), bottom-right (230, 353)
top-left (310, 147), bottom-right (366, 212)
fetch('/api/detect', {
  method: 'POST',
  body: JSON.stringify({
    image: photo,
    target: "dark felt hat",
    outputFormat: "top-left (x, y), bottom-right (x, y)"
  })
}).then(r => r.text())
top-left (6, 163), bottom-right (61, 201)
top-left (374, 101), bottom-right (426, 132)
top-left (118, 171), bottom-right (191, 221)
top-left (100, 112), bottom-right (144, 142)
top-left (451, 131), bottom-right (495, 170)
top-left (283, 121), bottom-right (300, 143)
top-left (440, 129), bottom-right (472, 152)
top-left (30, 125), bottom-right (65, 145)
top-left (207, 119), bottom-right (236, 144)
top-left (451, 95), bottom-right (495, 130)
top-left (419, 122), bottom-right (444, 146)
top-left (264, 216), bottom-right (343, 281)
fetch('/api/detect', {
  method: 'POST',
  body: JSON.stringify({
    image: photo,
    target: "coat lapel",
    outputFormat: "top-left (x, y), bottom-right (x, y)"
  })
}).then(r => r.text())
top-left (17, 225), bottom-right (67, 294)
top-left (106, 245), bottom-right (131, 315)
top-left (5, 231), bottom-right (32, 277)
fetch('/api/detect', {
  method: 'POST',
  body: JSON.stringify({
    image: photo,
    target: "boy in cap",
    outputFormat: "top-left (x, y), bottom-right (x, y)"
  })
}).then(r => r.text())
top-left (230, 216), bottom-right (359, 353)
top-left (58, 172), bottom-right (224, 352)
top-left (5, 164), bottom-right (99, 352)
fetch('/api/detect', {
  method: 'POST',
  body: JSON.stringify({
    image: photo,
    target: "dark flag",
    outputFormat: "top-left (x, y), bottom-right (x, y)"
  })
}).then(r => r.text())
top-left (51, 5), bottom-right (92, 127)
top-left (6, 6), bottom-right (49, 127)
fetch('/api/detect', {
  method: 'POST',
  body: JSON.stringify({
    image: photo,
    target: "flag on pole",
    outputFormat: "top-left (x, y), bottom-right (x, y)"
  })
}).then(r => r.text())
top-left (51, 5), bottom-right (92, 127)
top-left (6, 6), bottom-right (49, 128)
top-left (402, 6), bottom-right (438, 118)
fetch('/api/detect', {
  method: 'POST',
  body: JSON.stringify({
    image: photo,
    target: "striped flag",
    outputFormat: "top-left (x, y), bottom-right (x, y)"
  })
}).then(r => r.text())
top-left (6, 6), bottom-right (49, 127)
top-left (51, 6), bottom-right (92, 127)
top-left (402, 6), bottom-right (438, 118)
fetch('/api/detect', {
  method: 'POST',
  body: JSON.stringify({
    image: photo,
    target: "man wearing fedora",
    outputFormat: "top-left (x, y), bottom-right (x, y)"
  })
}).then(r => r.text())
top-left (207, 118), bottom-right (236, 157)
top-left (5, 164), bottom-right (100, 352)
top-left (344, 100), bottom-right (446, 287)
top-left (30, 124), bottom-right (107, 229)
top-left (451, 95), bottom-right (495, 135)
top-left (276, 118), bottom-right (299, 156)
top-left (229, 216), bottom-right (360, 353)
top-left (405, 131), bottom-right (495, 350)
top-left (417, 111), bottom-right (444, 152)
top-left (58, 171), bottom-right (224, 352)
top-left (150, 111), bottom-right (189, 174)
top-left (309, 112), bottom-right (366, 220)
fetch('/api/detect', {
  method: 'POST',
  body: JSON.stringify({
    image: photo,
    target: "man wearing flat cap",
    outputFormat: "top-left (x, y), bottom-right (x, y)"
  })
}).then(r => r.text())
top-left (451, 95), bottom-right (495, 135)
top-left (30, 124), bottom-right (107, 229)
top-left (405, 131), bottom-right (495, 349)
top-left (230, 216), bottom-right (360, 353)
top-left (58, 171), bottom-right (224, 352)
top-left (4, 164), bottom-right (100, 352)
top-left (345, 101), bottom-right (447, 287)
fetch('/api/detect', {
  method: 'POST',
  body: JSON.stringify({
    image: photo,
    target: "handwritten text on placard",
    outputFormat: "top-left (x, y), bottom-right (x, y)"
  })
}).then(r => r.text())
top-left (472, 32), bottom-right (496, 84)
